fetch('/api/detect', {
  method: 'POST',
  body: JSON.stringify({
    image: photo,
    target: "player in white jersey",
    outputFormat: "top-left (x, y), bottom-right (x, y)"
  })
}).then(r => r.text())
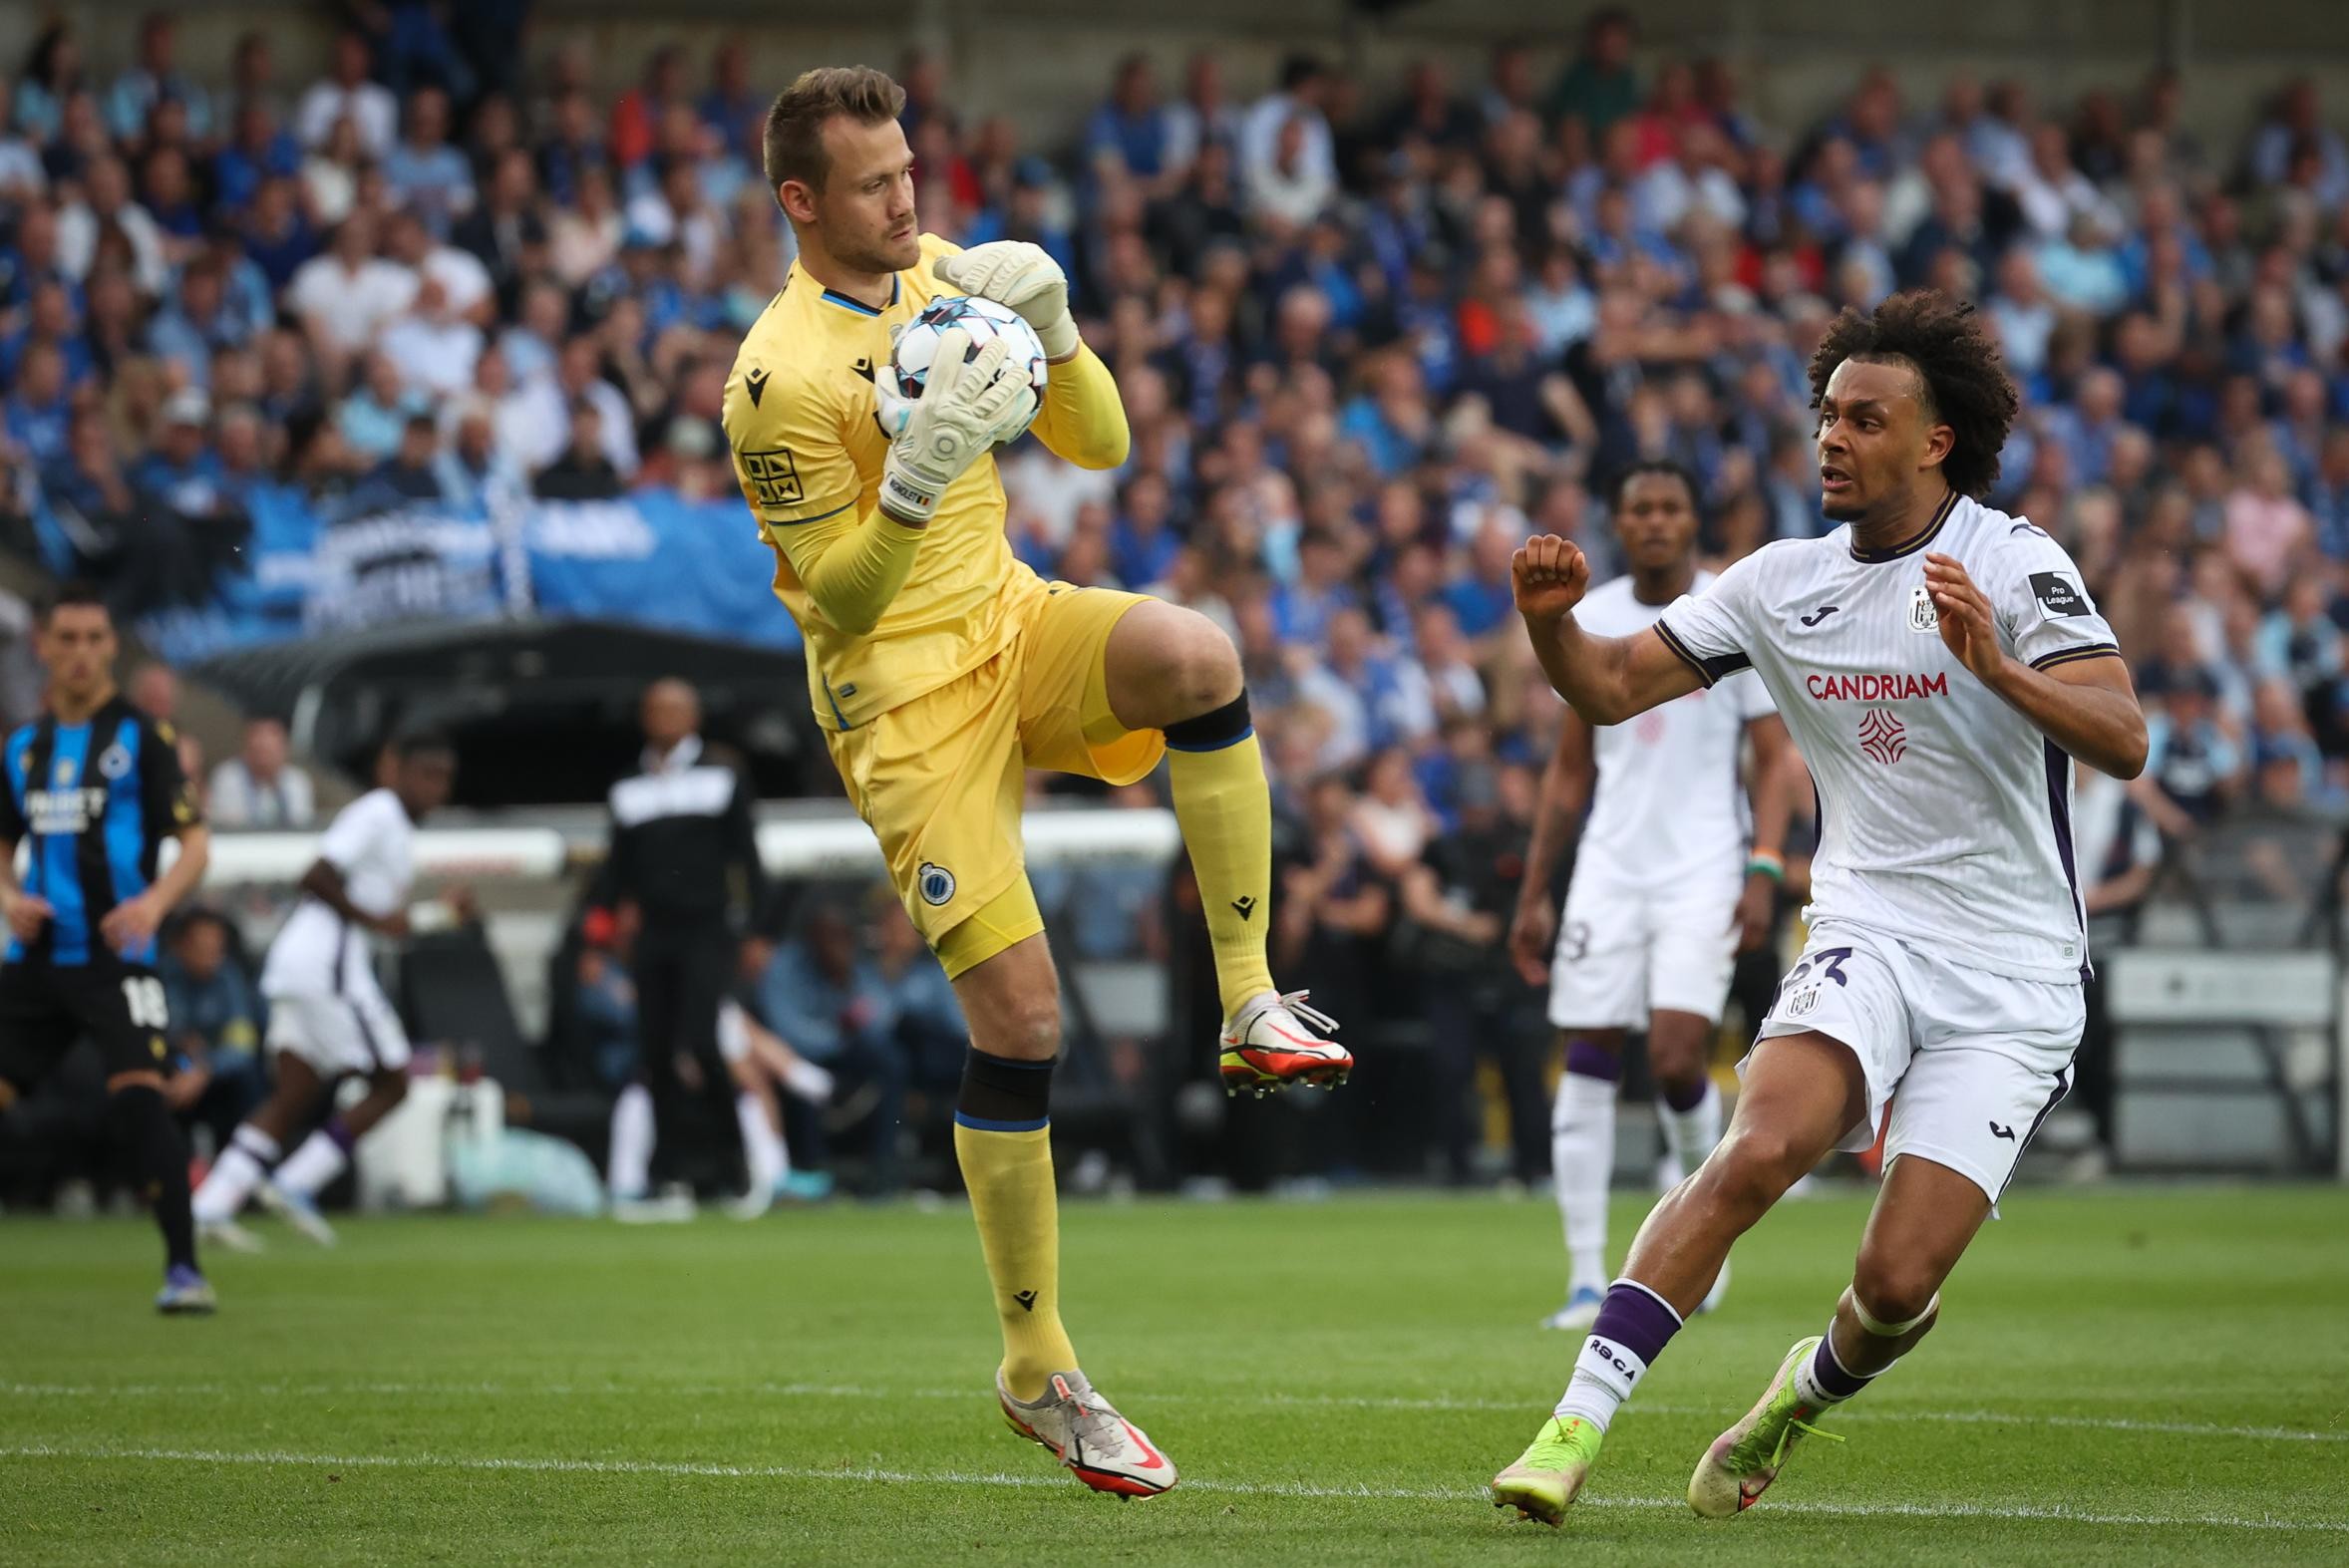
top-left (192, 734), bottom-right (459, 1248)
top-left (1511, 463), bottom-right (1797, 1333)
top-left (1490, 292), bottom-right (2147, 1526)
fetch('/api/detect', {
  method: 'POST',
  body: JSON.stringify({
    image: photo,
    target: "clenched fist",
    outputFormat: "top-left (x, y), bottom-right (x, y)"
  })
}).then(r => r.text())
top-left (1511, 535), bottom-right (1591, 623)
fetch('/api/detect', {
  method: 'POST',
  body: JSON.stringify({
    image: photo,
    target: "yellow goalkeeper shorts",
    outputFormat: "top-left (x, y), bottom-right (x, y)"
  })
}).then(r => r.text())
top-left (822, 574), bottom-right (1164, 978)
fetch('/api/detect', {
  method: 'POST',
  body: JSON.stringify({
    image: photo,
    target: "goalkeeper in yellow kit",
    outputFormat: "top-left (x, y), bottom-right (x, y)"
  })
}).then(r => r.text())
top-left (722, 66), bottom-right (1348, 1497)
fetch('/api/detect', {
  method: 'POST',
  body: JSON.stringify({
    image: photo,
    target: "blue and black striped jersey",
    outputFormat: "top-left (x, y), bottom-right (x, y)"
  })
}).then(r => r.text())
top-left (0, 697), bottom-right (201, 968)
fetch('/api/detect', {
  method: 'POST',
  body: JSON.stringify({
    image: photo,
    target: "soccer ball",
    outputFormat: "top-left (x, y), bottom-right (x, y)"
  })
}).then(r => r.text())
top-left (885, 294), bottom-right (1049, 442)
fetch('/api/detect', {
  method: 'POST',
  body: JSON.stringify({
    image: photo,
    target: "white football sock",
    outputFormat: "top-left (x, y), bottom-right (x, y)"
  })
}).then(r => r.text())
top-left (192, 1124), bottom-right (278, 1222)
top-left (608, 1083), bottom-right (654, 1198)
top-left (779, 1056), bottom-right (835, 1104)
top-left (1551, 1071), bottom-right (1618, 1295)
top-left (1553, 1336), bottom-right (1647, 1432)
top-left (1656, 1079), bottom-right (1723, 1182)
top-left (273, 1129), bottom-right (349, 1198)
top-left (736, 1092), bottom-right (788, 1192)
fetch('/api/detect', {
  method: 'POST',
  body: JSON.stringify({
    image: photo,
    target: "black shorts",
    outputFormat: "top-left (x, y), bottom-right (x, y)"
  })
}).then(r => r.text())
top-left (0, 960), bottom-right (172, 1088)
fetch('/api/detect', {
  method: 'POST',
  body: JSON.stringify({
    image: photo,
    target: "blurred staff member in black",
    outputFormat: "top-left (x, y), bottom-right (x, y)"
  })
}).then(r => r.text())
top-left (1396, 759), bottom-right (1551, 1186)
top-left (591, 678), bottom-right (769, 1211)
top-left (0, 581), bottom-right (212, 1312)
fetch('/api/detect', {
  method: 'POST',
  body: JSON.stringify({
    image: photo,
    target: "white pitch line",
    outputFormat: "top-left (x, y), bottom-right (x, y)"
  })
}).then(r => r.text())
top-left (1, 1439), bottom-right (2343, 1536)
top-left (6, 1380), bottom-right (2343, 1446)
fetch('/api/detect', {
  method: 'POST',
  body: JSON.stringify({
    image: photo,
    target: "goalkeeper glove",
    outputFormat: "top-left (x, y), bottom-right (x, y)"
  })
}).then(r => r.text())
top-left (874, 329), bottom-right (1038, 527)
top-left (932, 242), bottom-right (1079, 361)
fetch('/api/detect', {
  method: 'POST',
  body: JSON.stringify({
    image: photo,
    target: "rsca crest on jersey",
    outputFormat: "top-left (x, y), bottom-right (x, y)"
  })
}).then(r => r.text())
top-left (917, 861), bottom-right (956, 906)
top-left (1858, 707), bottom-right (1906, 765)
top-left (1907, 585), bottom-right (1939, 633)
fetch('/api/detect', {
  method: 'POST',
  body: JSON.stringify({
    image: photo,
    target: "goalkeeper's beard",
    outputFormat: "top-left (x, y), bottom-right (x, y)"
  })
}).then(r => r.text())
top-left (835, 227), bottom-right (922, 278)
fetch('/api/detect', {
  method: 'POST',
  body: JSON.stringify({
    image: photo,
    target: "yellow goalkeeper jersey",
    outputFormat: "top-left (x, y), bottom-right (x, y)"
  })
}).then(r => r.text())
top-left (722, 232), bottom-right (1129, 732)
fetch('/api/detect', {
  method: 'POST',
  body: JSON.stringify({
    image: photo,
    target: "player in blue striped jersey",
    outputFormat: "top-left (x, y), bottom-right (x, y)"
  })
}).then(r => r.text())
top-left (0, 582), bottom-right (213, 1312)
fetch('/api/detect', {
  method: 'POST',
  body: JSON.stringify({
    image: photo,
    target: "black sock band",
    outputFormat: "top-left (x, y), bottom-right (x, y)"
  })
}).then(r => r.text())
top-left (1164, 691), bottom-right (1252, 753)
top-left (112, 1084), bottom-right (195, 1271)
top-left (955, 1049), bottom-right (1054, 1132)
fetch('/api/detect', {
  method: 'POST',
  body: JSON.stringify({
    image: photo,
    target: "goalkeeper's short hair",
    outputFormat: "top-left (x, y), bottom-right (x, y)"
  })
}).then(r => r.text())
top-left (763, 66), bottom-right (906, 195)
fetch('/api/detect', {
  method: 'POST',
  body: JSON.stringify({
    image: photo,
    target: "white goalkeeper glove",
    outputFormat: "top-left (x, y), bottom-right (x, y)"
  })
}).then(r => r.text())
top-left (931, 241), bottom-right (1079, 361)
top-left (874, 328), bottom-right (1038, 527)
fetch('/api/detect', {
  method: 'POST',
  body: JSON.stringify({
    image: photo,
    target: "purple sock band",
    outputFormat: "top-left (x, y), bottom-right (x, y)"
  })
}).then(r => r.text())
top-left (324, 1115), bottom-right (356, 1154)
top-left (1564, 1040), bottom-right (1621, 1082)
top-left (1810, 1331), bottom-right (1872, 1400)
top-left (1660, 1074), bottom-right (1710, 1113)
top-left (1590, 1280), bottom-right (1684, 1365)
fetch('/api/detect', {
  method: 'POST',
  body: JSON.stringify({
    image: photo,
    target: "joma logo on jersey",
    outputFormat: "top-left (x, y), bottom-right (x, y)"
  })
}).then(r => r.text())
top-left (739, 448), bottom-right (804, 507)
top-left (24, 785), bottom-right (109, 833)
top-left (1806, 672), bottom-right (1947, 701)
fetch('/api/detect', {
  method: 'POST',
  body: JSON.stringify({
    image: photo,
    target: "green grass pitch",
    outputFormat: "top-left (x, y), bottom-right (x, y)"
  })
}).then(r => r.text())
top-left (6, 1184), bottom-right (2347, 1565)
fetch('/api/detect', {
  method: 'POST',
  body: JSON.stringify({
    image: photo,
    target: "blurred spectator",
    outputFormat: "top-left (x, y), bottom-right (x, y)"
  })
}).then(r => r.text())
top-left (1274, 774), bottom-right (1393, 1018)
top-left (107, 11), bottom-right (209, 144)
top-left (435, 399), bottom-right (522, 506)
top-left (755, 904), bottom-right (909, 1194)
top-left (1548, 8), bottom-right (1641, 137)
top-left (371, 411), bottom-right (447, 500)
top-left (1351, 746), bottom-right (1443, 878)
top-left (381, 276), bottom-right (485, 398)
top-left (2142, 669), bottom-right (2244, 829)
top-left (1163, 51), bottom-right (1240, 173)
top-left (383, 86), bottom-right (476, 236)
top-left (533, 400), bottom-right (625, 499)
top-left (1087, 53), bottom-right (1176, 188)
top-left (159, 908), bottom-right (265, 1150)
top-left (56, 155), bottom-right (166, 293)
top-left (130, 660), bottom-right (179, 725)
top-left (295, 31), bottom-right (397, 156)
top-left (1240, 56), bottom-right (1336, 222)
top-left (287, 214), bottom-right (417, 377)
top-left (0, 588), bottom-right (37, 731)
top-left (207, 716), bottom-right (317, 828)
top-left (2223, 447), bottom-right (2313, 598)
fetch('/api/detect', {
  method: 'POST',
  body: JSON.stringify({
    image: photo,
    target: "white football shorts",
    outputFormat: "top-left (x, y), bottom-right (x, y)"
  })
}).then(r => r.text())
top-left (1751, 918), bottom-right (2082, 1204)
top-left (264, 966), bottom-right (412, 1079)
top-left (1547, 866), bottom-right (1741, 1030)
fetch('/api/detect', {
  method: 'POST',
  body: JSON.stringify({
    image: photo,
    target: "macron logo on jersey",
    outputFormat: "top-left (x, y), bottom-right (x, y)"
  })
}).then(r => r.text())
top-left (1805, 672), bottom-right (1949, 702)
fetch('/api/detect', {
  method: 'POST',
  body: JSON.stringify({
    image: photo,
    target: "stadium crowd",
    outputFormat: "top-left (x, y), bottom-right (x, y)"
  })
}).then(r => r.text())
top-left (4, 6), bottom-right (2349, 1192)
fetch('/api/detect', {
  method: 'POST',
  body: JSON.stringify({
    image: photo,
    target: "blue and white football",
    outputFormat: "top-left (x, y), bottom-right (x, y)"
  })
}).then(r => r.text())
top-left (885, 294), bottom-right (1049, 441)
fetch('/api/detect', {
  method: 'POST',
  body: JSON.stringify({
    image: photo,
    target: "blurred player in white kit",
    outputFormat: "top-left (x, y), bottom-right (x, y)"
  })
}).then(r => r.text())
top-left (193, 733), bottom-right (459, 1248)
top-left (1510, 461), bottom-right (1798, 1334)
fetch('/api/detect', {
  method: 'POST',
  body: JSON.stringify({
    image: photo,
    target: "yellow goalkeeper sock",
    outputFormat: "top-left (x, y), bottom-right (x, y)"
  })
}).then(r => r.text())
top-left (1164, 694), bottom-right (1277, 1021)
top-left (955, 1051), bottom-right (1076, 1401)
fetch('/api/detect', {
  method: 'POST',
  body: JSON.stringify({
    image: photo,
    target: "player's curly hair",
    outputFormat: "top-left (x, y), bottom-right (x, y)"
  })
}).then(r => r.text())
top-left (1807, 290), bottom-right (2018, 501)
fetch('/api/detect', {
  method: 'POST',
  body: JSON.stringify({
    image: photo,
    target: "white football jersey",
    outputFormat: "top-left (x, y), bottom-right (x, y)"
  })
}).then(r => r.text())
top-left (1656, 492), bottom-right (2118, 981)
top-left (260, 787), bottom-right (417, 996)
top-left (1572, 572), bottom-right (1776, 889)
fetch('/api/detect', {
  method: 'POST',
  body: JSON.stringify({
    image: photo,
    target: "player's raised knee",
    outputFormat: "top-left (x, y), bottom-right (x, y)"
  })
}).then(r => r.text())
top-left (977, 990), bottom-right (1062, 1063)
top-left (1154, 608), bottom-right (1243, 717)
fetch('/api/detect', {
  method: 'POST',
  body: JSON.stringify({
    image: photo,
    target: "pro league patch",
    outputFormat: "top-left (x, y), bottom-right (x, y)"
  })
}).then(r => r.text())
top-left (2029, 571), bottom-right (2088, 618)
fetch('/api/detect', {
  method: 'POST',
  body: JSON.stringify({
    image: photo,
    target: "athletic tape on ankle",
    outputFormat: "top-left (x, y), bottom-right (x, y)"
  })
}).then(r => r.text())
top-left (1851, 1290), bottom-right (1938, 1338)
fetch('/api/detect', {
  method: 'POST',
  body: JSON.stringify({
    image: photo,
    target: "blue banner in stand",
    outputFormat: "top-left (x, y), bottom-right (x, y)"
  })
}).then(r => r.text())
top-left (138, 488), bottom-right (801, 662)
top-left (522, 493), bottom-right (800, 649)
